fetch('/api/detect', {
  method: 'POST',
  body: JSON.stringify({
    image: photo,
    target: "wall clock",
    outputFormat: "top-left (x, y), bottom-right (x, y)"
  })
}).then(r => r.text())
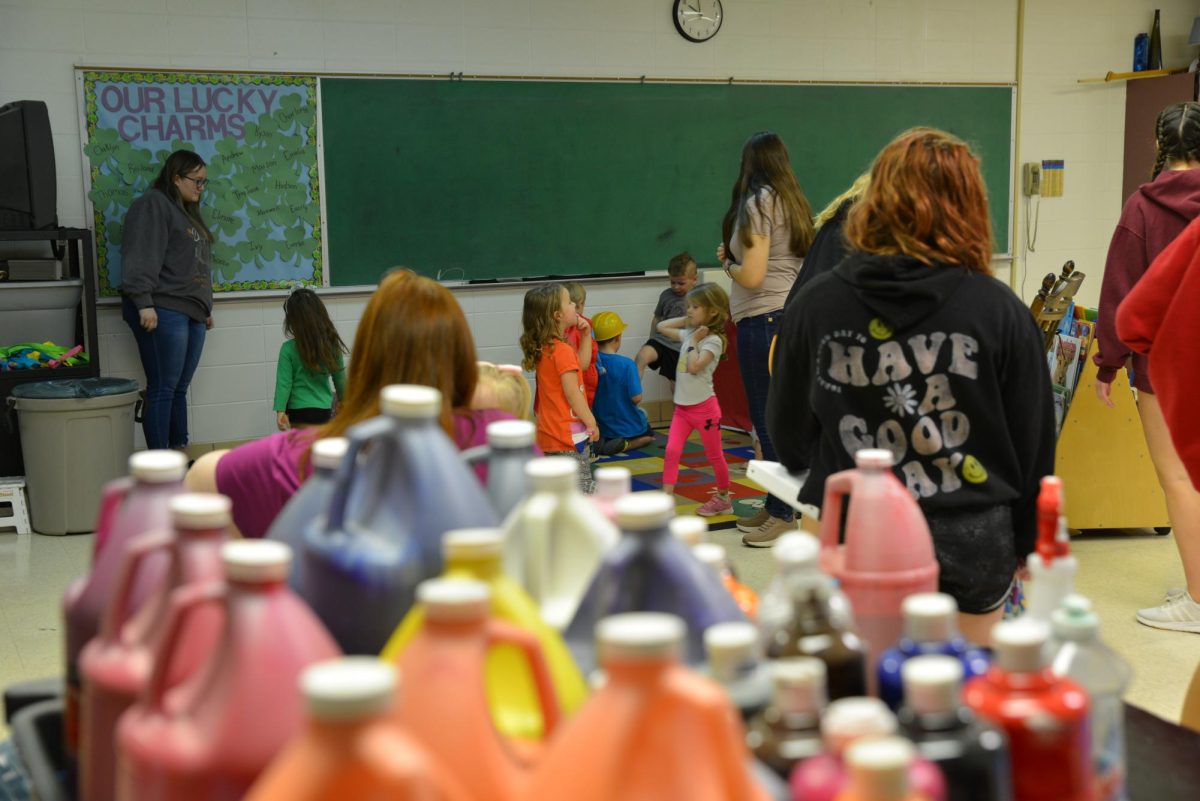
top-left (673, 0), bottom-right (723, 43)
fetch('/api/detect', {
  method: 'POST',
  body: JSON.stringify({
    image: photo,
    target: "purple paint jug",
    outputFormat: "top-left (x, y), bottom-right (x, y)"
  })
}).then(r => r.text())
top-left (563, 492), bottom-right (746, 675)
top-left (264, 437), bottom-right (348, 588)
top-left (301, 385), bottom-right (497, 654)
top-left (877, 593), bottom-right (990, 712)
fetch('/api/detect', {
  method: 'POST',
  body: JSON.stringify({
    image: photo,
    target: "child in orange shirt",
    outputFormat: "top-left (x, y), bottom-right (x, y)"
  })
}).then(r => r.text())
top-left (521, 283), bottom-right (599, 493)
top-left (563, 281), bottom-right (598, 406)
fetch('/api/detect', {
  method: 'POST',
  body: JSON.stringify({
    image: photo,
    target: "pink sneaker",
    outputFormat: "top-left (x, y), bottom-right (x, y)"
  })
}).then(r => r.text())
top-left (695, 492), bottom-right (733, 517)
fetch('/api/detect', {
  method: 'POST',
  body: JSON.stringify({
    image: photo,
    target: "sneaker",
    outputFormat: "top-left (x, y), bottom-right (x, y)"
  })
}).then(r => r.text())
top-left (1166, 587), bottom-right (1187, 601)
top-left (742, 515), bottom-right (795, 548)
top-left (1136, 591), bottom-right (1200, 633)
top-left (695, 492), bottom-right (733, 517)
top-left (736, 507), bottom-right (770, 533)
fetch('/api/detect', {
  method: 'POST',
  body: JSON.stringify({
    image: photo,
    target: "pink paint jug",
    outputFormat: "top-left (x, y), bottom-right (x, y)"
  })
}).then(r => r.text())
top-left (79, 494), bottom-right (230, 801)
top-left (115, 540), bottom-right (340, 801)
top-left (819, 449), bottom-right (939, 680)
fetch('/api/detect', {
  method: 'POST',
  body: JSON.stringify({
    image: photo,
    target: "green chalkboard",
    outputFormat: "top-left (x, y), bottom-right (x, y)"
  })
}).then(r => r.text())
top-left (321, 79), bottom-right (1013, 286)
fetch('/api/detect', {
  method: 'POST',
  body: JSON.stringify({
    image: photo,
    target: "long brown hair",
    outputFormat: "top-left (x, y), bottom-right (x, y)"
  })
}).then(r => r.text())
top-left (283, 288), bottom-right (347, 374)
top-left (151, 149), bottom-right (214, 242)
top-left (314, 269), bottom-right (477, 441)
top-left (721, 132), bottom-right (815, 258)
top-left (520, 283), bottom-right (566, 371)
top-left (1152, 101), bottom-right (1200, 179)
top-left (686, 283), bottom-right (730, 359)
top-left (846, 127), bottom-right (993, 274)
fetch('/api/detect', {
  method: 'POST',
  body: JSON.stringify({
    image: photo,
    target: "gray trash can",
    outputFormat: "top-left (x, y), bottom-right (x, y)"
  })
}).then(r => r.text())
top-left (8, 378), bottom-right (140, 535)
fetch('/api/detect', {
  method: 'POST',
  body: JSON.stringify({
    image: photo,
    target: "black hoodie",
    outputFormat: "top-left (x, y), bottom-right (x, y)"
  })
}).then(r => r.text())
top-left (767, 251), bottom-right (1056, 557)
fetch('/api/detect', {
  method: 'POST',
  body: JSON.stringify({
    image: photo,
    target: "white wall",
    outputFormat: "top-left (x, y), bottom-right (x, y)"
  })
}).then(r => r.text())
top-left (14, 0), bottom-right (1186, 446)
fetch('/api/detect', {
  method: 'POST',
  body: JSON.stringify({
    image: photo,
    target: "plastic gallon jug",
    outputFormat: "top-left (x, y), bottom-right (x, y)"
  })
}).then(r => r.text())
top-left (502, 456), bottom-right (619, 630)
top-left (64, 450), bottom-right (187, 775)
top-left (747, 657), bottom-right (827, 779)
top-left (390, 579), bottom-right (560, 801)
top-left (898, 656), bottom-right (1012, 801)
top-left (877, 593), bottom-right (990, 712)
top-left (695, 542), bottom-right (759, 619)
top-left (80, 494), bottom-right (230, 801)
top-left (703, 621), bottom-right (771, 720)
top-left (244, 658), bottom-right (472, 801)
top-left (818, 449), bottom-right (939, 679)
top-left (526, 612), bottom-right (770, 801)
top-left (791, 697), bottom-right (946, 801)
top-left (835, 737), bottom-right (935, 801)
top-left (670, 515), bottom-right (709, 546)
top-left (92, 476), bottom-right (135, 557)
top-left (1025, 477), bottom-right (1077, 624)
top-left (963, 619), bottom-right (1092, 801)
top-left (381, 529), bottom-right (587, 741)
top-left (759, 532), bottom-right (854, 647)
top-left (563, 492), bottom-right (746, 675)
top-left (480, 419), bottom-right (538, 520)
top-left (303, 385), bottom-right (497, 654)
top-left (762, 532), bottom-right (867, 701)
top-left (264, 437), bottom-right (347, 586)
top-left (1049, 595), bottom-right (1131, 801)
top-left (116, 541), bottom-right (340, 801)
top-left (591, 465), bottom-right (631, 523)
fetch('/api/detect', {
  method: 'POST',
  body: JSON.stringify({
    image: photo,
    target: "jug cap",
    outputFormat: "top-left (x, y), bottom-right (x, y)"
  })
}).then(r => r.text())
top-left (902, 593), bottom-right (958, 642)
top-left (170, 493), bottom-right (231, 529)
top-left (222, 540), bottom-right (291, 583)
top-left (302, 658), bottom-right (397, 721)
top-left (594, 466), bottom-right (632, 499)
top-left (770, 658), bottom-right (827, 714)
top-left (854, 449), bottom-right (895, 469)
top-left (418, 578), bottom-right (490, 621)
top-left (311, 437), bottom-right (349, 470)
top-left (597, 612), bottom-right (684, 663)
top-left (773, 531), bottom-right (819, 567)
top-left (525, 457), bottom-right (577, 491)
top-left (670, 515), bottom-right (708, 546)
top-left (444, 528), bottom-right (504, 560)
top-left (1051, 594), bottom-right (1099, 642)
top-left (845, 736), bottom-right (914, 801)
top-left (991, 618), bottom-right (1050, 673)
top-left (821, 697), bottom-right (896, 752)
top-left (615, 492), bottom-right (674, 530)
top-left (704, 621), bottom-right (758, 681)
top-left (487, 419), bottom-right (535, 448)
top-left (693, 542), bottom-right (728, 571)
top-left (901, 655), bottom-right (963, 716)
top-left (129, 450), bottom-right (187, 482)
top-left (380, 384), bottom-right (441, 418)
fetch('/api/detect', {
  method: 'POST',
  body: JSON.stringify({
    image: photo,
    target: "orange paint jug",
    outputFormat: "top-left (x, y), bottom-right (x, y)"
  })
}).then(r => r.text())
top-left (245, 658), bottom-right (471, 801)
top-left (527, 612), bottom-right (771, 801)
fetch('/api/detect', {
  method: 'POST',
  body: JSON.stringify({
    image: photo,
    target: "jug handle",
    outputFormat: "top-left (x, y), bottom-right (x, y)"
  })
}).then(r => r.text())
top-left (521, 494), bottom-right (556, 603)
top-left (818, 472), bottom-right (855, 550)
top-left (460, 444), bottom-right (490, 466)
top-left (486, 619), bottom-right (561, 738)
top-left (143, 581), bottom-right (226, 713)
top-left (91, 477), bottom-right (133, 558)
top-left (324, 415), bottom-right (395, 534)
top-left (98, 531), bottom-right (173, 640)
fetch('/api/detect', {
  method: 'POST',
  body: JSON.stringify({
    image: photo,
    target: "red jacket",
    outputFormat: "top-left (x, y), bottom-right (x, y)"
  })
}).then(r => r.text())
top-left (1095, 169), bottom-right (1200, 390)
top-left (1117, 215), bottom-right (1200, 491)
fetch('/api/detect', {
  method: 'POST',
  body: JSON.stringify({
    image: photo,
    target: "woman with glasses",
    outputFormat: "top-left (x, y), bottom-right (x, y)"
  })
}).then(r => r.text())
top-left (120, 149), bottom-right (214, 451)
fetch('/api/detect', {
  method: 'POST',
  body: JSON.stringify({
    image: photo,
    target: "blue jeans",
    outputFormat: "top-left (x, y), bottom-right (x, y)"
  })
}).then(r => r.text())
top-left (122, 297), bottom-right (206, 450)
top-left (737, 311), bottom-right (793, 521)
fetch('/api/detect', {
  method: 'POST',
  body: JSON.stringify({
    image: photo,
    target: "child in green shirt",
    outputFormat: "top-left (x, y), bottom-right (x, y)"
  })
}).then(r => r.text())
top-left (274, 288), bottom-right (347, 429)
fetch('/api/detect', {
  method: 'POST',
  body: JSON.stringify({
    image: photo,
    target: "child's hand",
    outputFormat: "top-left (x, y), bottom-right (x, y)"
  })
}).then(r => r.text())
top-left (276, 411), bottom-right (290, 431)
top-left (587, 422), bottom-right (600, 442)
top-left (716, 243), bottom-right (726, 262)
top-left (577, 317), bottom-right (592, 337)
top-left (693, 325), bottom-right (710, 342)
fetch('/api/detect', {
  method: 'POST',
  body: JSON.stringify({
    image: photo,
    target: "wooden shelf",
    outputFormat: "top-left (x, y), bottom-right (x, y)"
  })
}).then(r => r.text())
top-left (1078, 68), bottom-right (1186, 84)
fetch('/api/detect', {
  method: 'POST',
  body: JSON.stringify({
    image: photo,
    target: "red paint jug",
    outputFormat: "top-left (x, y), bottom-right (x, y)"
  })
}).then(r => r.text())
top-left (63, 451), bottom-right (187, 771)
top-left (390, 579), bottom-right (560, 801)
top-left (528, 612), bottom-right (770, 801)
top-left (245, 658), bottom-right (472, 801)
top-left (819, 449), bottom-right (939, 682)
top-left (115, 540), bottom-right (340, 801)
top-left (963, 619), bottom-right (1092, 801)
top-left (80, 494), bottom-right (230, 801)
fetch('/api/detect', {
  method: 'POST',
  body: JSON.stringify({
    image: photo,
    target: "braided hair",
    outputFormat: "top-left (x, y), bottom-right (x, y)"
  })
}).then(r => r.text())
top-left (1151, 102), bottom-right (1200, 179)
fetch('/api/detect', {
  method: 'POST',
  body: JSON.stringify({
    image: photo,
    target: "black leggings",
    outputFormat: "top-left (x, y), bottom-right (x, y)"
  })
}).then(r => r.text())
top-left (287, 407), bottom-right (332, 426)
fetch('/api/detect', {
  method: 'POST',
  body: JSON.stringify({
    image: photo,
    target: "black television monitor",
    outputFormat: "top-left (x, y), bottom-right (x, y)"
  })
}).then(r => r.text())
top-left (0, 100), bottom-right (58, 231)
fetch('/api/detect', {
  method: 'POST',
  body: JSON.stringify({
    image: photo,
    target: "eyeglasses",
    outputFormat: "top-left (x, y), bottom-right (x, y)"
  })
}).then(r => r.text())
top-left (182, 175), bottom-right (208, 189)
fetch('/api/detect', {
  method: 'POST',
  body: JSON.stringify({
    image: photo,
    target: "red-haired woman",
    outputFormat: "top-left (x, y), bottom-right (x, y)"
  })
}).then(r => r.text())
top-left (186, 269), bottom-right (508, 537)
top-left (767, 128), bottom-right (1055, 642)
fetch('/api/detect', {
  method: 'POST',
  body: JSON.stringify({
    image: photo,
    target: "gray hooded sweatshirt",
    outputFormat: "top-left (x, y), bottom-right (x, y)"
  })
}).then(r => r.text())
top-left (121, 188), bottom-right (213, 322)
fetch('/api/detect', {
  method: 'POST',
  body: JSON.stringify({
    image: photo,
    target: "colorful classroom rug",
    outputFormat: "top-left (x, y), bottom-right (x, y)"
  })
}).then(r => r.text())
top-left (593, 427), bottom-right (766, 531)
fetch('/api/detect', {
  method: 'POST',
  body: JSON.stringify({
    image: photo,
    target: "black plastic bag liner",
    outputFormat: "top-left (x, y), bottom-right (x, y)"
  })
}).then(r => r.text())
top-left (9, 377), bottom-right (139, 400)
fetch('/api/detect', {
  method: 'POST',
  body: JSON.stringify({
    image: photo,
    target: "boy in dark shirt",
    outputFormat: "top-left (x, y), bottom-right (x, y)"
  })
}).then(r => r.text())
top-left (636, 251), bottom-right (700, 389)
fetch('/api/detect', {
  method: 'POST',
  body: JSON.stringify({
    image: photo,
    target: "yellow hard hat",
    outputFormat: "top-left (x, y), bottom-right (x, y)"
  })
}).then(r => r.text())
top-left (591, 311), bottom-right (628, 342)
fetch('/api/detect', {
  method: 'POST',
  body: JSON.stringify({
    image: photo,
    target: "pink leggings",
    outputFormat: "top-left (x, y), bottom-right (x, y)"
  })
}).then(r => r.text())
top-left (663, 395), bottom-right (730, 490)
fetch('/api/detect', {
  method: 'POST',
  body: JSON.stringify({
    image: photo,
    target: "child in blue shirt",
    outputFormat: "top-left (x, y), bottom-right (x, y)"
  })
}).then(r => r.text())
top-left (591, 311), bottom-right (655, 457)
